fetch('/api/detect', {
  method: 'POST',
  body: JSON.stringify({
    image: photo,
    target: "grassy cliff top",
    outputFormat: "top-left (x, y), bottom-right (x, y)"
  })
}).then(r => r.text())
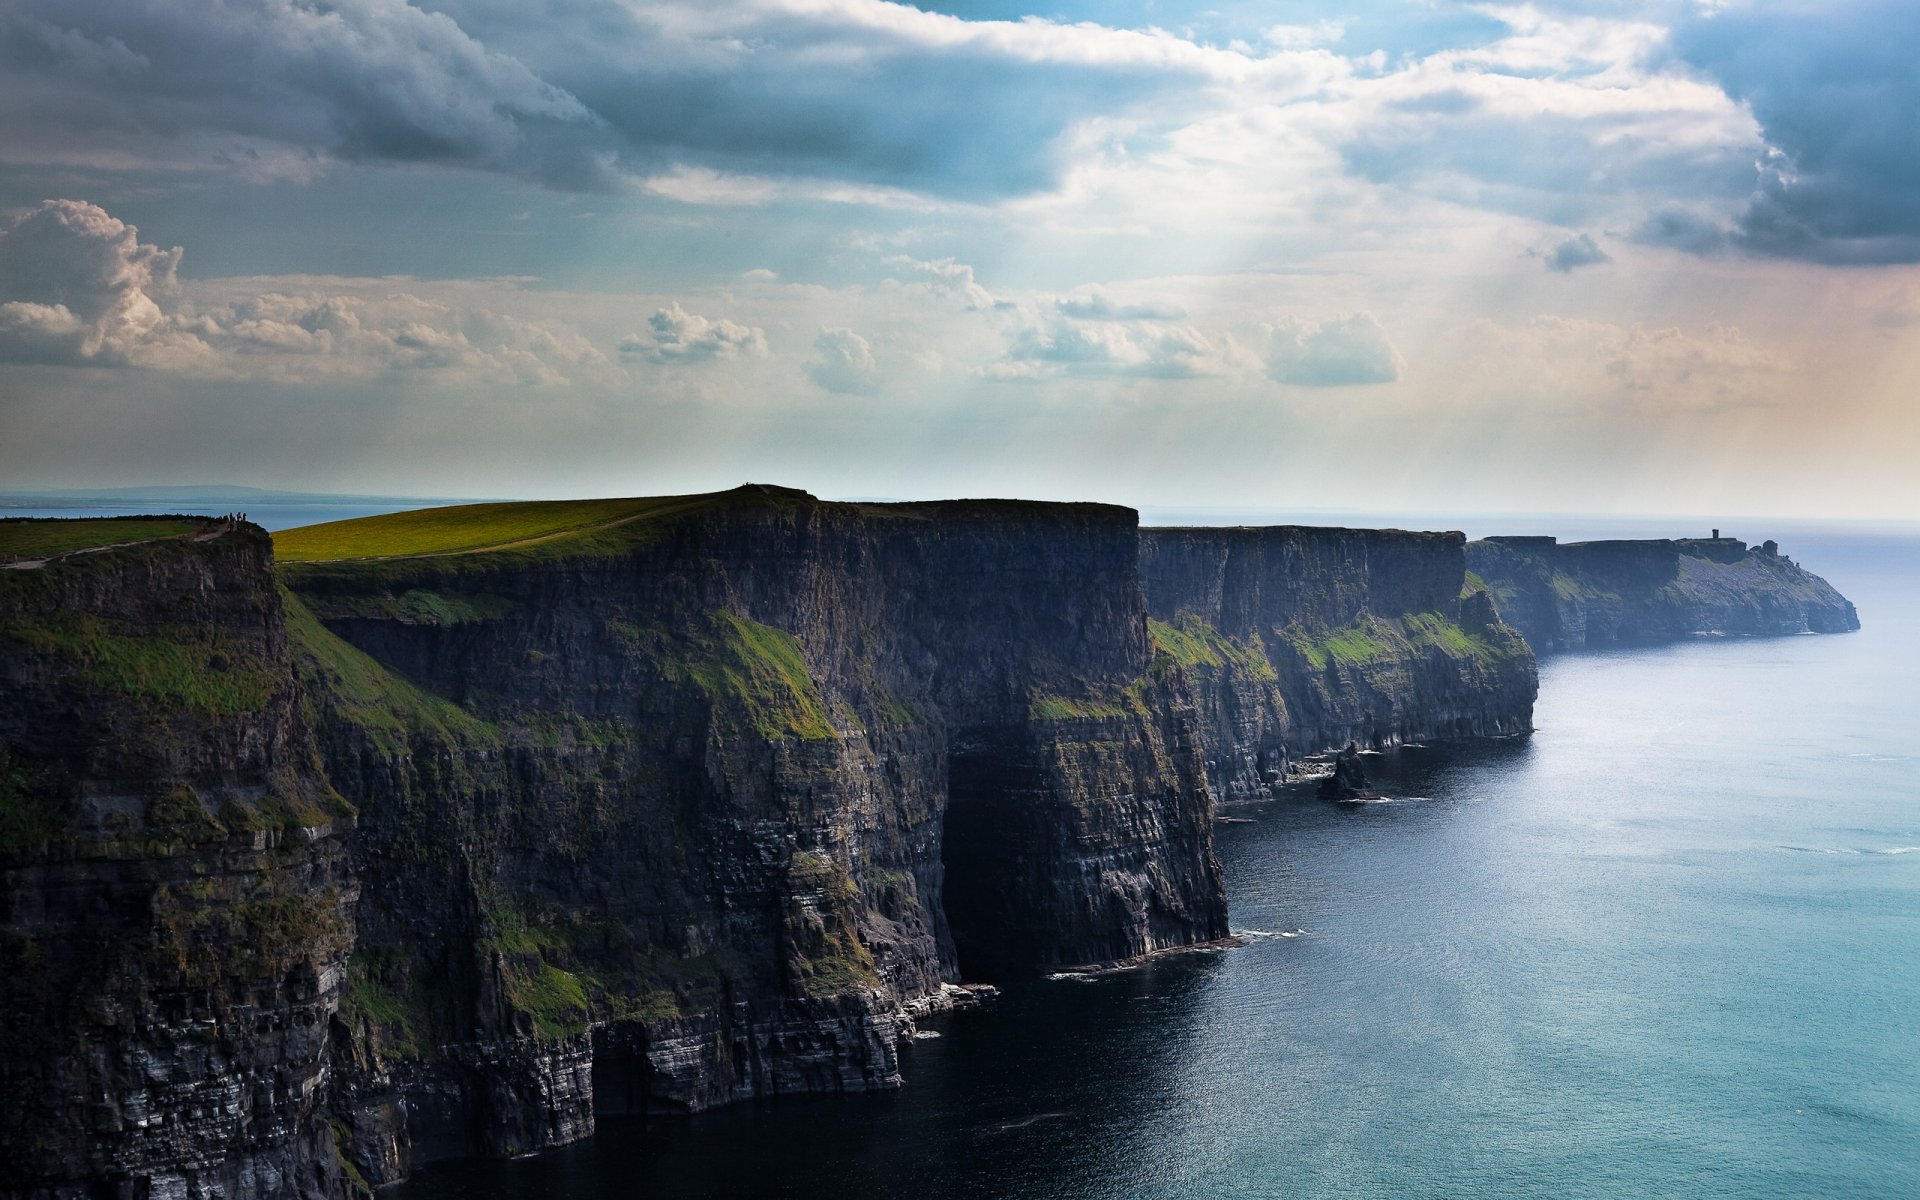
top-left (272, 490), bottom-right (773, 562)
top-left (0, 517), bottom-right (210, 560)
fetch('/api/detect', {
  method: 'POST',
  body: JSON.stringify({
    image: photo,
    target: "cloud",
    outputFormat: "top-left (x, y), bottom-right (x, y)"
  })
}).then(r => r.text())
top-left (0, 0), bottom-right (608, 188)
top-left (1669, 0), bottom-right (1920, 263)
top-left (1455, 316), bottom-right (1792, 411)
top-left (884, 255), bottom-right (996, 309)
top-left (0, 198), bottom-right (607, 383)
top-left (1266, 313), bottom-right (1402, 387)
top-left (0, 0), bottom-right (1353, 203)
top-left (987, 317), bottom-right (1226, 380)
top-left (806, 327), bottom-right (878, 393)
top-left (1544, 233), bottom-right (1612, 273)
top-left (0, 199), bottom-right (209, 367)
top-left (1633, 207), bottom-right (1731, 255)
top-left (621, 302), bottom-right (766, 363)
top-left (1054, 292), bottom-right (1187, 321)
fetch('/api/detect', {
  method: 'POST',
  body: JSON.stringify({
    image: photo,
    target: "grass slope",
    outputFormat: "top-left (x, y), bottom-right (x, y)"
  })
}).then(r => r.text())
top-left (0, 517), bottom-right (205, 560)
top-left (273, 494), bottom-right (729, 562)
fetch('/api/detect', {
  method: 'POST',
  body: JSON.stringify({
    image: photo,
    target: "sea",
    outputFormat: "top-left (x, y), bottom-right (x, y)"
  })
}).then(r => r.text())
top-left (20, 496), bottom-right (1920, 1198)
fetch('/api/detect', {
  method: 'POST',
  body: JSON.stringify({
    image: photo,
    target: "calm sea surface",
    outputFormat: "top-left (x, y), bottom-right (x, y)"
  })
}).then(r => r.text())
top-left (24, 500), bottom-right (1917, 1197)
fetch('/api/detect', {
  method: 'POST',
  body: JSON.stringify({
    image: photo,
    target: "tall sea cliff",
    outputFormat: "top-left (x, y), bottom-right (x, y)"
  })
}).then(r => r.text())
top-left (5, 493), bottom-right (1858, 1198)
top-left (1140, 527), bottom-right (1537, 801)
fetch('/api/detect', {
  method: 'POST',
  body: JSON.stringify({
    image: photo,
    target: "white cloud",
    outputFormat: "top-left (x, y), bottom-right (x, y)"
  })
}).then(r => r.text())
top-left (1266, 313), bottom-right (1402, 387)
top-left (1054, 292), bottom-right (1186, 321)
top-left (622, 302), bottom-right (767, 363)
top-left (883, 255), bottom-right (995, 309)
top-left (0, 198), bottom-right (609, 384)
top-left (987, 316), bottom-right (1229, 380)
top-left (806, 327), bottom-right (878, 393)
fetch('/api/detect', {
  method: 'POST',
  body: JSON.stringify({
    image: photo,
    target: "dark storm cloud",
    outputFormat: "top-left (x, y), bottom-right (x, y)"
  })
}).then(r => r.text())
top-left (0, 0), bottom-right (607, 188)
top-left (0, 0), bottom-right (1218, 202)
top-left (1669, 1), bottom-right (1920, 264)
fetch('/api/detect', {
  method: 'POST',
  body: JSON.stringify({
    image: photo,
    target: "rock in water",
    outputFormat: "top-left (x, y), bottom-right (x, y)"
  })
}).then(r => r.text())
top-left (1319, 743), bottom-right (1380, 801)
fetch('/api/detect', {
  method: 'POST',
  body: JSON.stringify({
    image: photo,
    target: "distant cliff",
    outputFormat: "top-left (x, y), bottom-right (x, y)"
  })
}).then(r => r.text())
top-left (1466, 535), bottom-right (1860, 653)
top-left (1140, 527), bottom-right (1537, 801)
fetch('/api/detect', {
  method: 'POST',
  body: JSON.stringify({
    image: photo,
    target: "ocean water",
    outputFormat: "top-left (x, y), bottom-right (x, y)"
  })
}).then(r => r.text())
top-left (390, 529), bottom-right (1920, 1199)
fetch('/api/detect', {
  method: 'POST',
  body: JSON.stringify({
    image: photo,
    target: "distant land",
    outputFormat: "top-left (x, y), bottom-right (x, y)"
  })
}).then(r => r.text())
top-left (0, 485), bottom-right (494, 532)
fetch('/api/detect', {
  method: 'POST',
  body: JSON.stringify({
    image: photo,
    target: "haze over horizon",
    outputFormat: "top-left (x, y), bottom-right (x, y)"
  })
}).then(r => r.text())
top-left (3, 0), bottom-right (1917, 520)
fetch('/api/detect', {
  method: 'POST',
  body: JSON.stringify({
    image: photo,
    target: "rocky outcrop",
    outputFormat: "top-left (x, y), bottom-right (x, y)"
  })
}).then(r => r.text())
top-left (1139, 527), bottom-right (1537, 801)
top-left (0, 525), bottom-right (358, 1200)
top-left (1466, 535), bottom-right (1860, 653)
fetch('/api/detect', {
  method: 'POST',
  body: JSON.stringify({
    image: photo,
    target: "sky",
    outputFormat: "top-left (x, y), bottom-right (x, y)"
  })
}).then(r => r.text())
top-left (1, 0), bottom-right (1916, 519)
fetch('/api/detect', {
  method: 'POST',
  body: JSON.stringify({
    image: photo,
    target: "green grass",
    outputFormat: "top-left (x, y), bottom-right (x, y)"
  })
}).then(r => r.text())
top-left (281, 586), bottom-right (500, 753)
top-left (1148, 615), bottom-right (1278, 680)
top-left (4, 611), bottom-right (277, 719)
top-left (1281, 609), bottom-right (1529, 676)
top-left (0, 517), bottom-right (206, 560)
top-left (1028, 693), bottom-right (1133, 721)
top-left (510, 962), bottom-right (592, 1040)
top-left (639, 611), bottom-right (836, 741)
top-left (273, 493), bottom-right (732, 562)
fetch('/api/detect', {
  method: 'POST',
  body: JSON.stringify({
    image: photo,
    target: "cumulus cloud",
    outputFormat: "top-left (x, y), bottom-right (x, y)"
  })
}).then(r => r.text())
top-left (1266, 313), bottom-right (1402, 387)
top-left (621, 303), bottom-right (766, 363)
top-left (0, 199), bottom-right (209, 367)
top-left (987, 318), bottom-right (1226, 380)
top-left (1543, 233), bottom-right (1612, 273)
top-left (0, 198), bottom-right (607, 384)
top-left (1670, 0), bottom-right (1920, 263)
top-left (1054, 292), bottom-right (1187, 321)
top-left (806, 328), bottom-right (878, 394)
top-left (884, 256), bottom-right (996, 309)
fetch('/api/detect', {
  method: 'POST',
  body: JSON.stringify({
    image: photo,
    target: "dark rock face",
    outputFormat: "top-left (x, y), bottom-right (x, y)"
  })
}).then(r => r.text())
top-left (3, 493), bottom-right (1567, 1198)
top-left (1139, 527), bottom-right (1538, 801)
top-left (1467, 535), bottom-right (1861, 653)
top-left (278, 491), bottom-right (1226, 1181)
top-left (1318, 744), bottom-right (1378, 801)
top-left (0, 527), bottom-right (357, 1200)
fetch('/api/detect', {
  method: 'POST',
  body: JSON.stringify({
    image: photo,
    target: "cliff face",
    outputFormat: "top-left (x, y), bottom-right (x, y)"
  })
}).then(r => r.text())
top-left (1139, 527), bottom-right (1537, 801)
top-left (3, 495), bottom-right (1569, 1197)
top-left (1466, 535), bottom-right (1861, 653)
top-left (279, 488), bottom-right (1225, 1181)
top-left (0, 525), bottom-right (357, 1200)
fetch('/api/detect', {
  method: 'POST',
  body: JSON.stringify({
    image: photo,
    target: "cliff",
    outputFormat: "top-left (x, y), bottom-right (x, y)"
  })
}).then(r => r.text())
top-left (1466, 535), bottom-right (1860, 653)
top-left (284, 487), bottom-right (1225, 1181)
top-left (0, 490), bottom-right (1229, 1197)
top-left (1139, 527), bottom-right (1537, 801)
top-left (0, 521), bottom-right (357, 1200)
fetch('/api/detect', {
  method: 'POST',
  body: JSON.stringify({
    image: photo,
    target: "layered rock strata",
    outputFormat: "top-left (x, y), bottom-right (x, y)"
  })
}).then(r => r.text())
top-left (1139, 527), bottom-right (1538, 801)
top-left (1466, 535), bottom-right (1860, 653)
top-left (0, 523), bottom-right (356, 1200)
top-left (287, 488), bottom-right (1226, 1180)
